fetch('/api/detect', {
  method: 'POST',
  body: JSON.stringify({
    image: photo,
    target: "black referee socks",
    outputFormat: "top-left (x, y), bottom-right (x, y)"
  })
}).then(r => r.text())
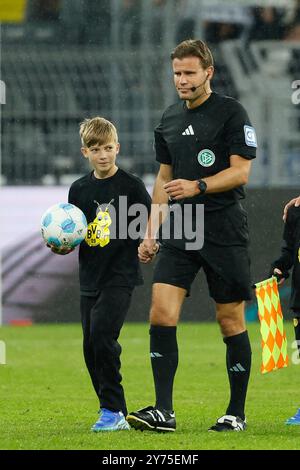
top-left (150, 325), bottom-right (178, 413)
top-left (150, 326), bottom-right (251, 418)
top-left (223, 330), bottom-right (252, 420)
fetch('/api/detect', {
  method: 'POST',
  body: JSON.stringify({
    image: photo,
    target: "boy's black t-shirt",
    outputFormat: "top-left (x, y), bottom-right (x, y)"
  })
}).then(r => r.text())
top-left (272, 206), bottom-right (300, 311)
top-left (68, 168), bottom-right (151, 296)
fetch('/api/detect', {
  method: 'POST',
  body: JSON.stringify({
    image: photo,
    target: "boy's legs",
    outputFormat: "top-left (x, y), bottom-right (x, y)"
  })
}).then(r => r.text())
top-left (81, 286), bottom-right (133, 416)
top-left (80, 295), bottom-right (100, 401)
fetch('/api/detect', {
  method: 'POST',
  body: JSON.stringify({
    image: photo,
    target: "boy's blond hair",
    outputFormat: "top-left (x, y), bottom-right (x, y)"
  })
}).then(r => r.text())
top-left (79, 117), bottom-right (118, 148)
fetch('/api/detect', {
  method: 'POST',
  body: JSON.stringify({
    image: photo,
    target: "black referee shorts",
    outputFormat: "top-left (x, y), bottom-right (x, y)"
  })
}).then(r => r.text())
top-left (153, 204), bottom-right (252, 303)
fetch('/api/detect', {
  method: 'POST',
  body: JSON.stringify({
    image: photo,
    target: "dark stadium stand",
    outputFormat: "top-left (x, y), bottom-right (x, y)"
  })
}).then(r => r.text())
top-left (1, 41), bottom-right (236, 185)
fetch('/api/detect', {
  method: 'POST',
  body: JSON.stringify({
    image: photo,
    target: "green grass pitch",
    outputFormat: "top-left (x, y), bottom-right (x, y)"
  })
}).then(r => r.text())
top-left (0, 322), bottom-right (299, 450)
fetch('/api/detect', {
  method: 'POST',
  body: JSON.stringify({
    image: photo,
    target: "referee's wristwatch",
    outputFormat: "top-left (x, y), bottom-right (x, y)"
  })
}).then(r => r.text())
top-left (197, 179), bottom-right (207, 195)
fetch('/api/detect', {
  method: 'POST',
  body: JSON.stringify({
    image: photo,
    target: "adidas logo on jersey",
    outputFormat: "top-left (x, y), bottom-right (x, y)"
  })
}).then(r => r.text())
top-left (182, 125), bottom-right (194, 135)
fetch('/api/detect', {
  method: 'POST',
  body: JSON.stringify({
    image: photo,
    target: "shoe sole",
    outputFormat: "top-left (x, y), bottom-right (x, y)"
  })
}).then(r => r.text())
top-left (126, 415), bottom-right (175, 433)
top-left (91, 423), bottom-right (130, 432)
top-left (208, 428), bottom-right (244, 432)
top-left (91, 426), bottom-right (130, 432)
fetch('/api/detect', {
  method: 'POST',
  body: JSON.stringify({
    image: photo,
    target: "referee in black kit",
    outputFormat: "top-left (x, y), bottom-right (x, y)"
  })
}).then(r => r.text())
top-left (127, 39), bottom-right (257, 433)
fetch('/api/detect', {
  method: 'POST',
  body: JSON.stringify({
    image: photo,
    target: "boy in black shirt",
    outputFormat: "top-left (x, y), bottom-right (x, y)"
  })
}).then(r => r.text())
top-left (50, 117), bottom-right (151, 431)
top-left (271, 205), bottom-right (300, 425)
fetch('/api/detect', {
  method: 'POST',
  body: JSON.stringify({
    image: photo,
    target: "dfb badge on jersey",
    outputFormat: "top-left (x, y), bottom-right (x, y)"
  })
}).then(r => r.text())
top-left (244, 125), bottom-right (257, 148)
top-left (197, 149), bottom-right (215, 167)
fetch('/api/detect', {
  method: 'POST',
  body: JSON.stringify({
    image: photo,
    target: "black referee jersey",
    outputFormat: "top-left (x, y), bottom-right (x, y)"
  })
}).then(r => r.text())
top-left (272, 206), bottom-right (300, 311)
top-left (154, 91), bottom-right (257, 211)
top-left (154, 91), bottom-right (257, 250)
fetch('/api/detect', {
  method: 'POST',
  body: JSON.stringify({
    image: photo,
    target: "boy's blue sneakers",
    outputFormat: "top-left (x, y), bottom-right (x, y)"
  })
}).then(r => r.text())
top-left (286, 408), bottom-right (300, 425)
top-left (91, 408), bottom-right (130, 432)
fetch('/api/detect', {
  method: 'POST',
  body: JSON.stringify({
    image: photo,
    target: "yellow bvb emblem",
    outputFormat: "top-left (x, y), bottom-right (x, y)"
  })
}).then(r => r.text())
top-left (85, 200), bottom-right (113, 248)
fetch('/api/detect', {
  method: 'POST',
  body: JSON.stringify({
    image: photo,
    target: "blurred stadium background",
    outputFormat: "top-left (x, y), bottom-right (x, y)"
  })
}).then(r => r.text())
top-left (0, 0), bottom-right (300, 324)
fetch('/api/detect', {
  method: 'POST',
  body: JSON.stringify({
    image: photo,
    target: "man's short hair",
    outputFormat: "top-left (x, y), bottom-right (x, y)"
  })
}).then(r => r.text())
top-left (171, 39), bottom-right (214, 69)
top-left (79, 117), bottom-right (118, 147)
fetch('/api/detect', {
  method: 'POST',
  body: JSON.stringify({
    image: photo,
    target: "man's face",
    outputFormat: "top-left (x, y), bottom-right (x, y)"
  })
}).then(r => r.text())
top-left (172, 56), bottom-right (212, 101)
top-left (82, 141), bottom-right (119, 177)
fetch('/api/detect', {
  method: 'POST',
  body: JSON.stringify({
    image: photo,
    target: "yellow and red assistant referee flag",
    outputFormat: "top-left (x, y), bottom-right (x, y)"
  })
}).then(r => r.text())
top-left (254, 276), bottom-right (288, 374)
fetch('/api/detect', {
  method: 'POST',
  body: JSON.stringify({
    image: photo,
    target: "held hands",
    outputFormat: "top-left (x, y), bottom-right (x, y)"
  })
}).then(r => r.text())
top-left (163, 179), bottom-right (199, 201)
top-left (138, 239), bottom-right (159, 264)
top-left (46, 243), bottom-right (74, 255)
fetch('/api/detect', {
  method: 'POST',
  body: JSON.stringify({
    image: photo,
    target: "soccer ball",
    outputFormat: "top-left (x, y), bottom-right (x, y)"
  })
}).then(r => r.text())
top-left (41, 203), bottom-right (87, 249)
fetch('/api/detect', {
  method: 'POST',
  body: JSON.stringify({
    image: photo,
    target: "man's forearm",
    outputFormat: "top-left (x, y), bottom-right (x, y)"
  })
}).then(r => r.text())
top-left (163, 157), bottom-right (251, 201)
top-left (203, 165), bottom-right (249, 194)
top-left (146, 176), bottom-right (170, 239)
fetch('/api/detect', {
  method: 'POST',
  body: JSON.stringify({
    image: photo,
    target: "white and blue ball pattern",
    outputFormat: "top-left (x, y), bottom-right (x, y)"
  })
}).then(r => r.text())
top-left (41, 203), bottom-right (87, 249)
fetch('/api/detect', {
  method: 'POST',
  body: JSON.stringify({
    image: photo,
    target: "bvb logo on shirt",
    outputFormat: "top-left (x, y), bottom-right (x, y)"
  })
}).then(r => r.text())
top-left (197, 149), bottom-right (215, 167)
top-left (85, 200), bottom-right (114, 248)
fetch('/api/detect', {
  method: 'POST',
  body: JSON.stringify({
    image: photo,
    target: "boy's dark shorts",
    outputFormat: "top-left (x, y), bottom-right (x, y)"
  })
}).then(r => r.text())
top-left (153, 242), bottom-right (252, 304)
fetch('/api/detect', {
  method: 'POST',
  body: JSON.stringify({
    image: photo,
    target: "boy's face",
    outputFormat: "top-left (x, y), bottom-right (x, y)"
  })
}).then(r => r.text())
top-left (81, 140), bottom-right (120, 178)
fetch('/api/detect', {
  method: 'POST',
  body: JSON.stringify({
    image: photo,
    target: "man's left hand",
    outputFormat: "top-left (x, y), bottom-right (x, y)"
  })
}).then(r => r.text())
top-left (163, 179), bottom-right (199, 200)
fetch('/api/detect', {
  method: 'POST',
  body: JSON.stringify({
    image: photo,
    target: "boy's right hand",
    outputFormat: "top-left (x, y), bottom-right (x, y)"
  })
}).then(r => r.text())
top-left (273, 268), bottom-right (285, 286)
top-left (46, 243), bottom-right (74, 255)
